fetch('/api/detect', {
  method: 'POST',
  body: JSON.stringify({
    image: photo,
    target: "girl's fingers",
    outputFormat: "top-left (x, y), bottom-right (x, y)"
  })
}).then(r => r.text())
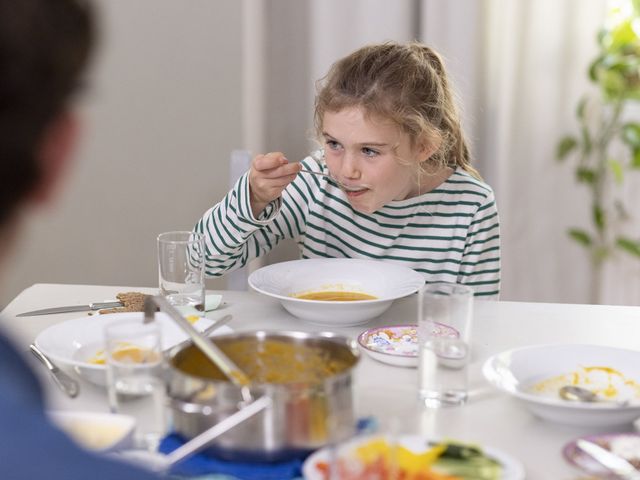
top-left (253, 152), bottom-right (288, 172)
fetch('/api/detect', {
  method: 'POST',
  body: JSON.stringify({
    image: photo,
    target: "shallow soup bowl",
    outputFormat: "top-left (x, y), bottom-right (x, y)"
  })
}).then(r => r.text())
top-left (34, 312), bottom-right (231, 386)
top-left (248, 258), bottom-right (425, 326)
top-left (482, 344), bottom-right (640, 427)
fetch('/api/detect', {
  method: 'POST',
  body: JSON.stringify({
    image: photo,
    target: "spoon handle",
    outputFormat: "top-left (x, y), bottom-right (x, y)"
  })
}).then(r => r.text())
top-left (299, 169), bottom-right (331, 179)
top-left (29, 344), bottom-right (80, 398)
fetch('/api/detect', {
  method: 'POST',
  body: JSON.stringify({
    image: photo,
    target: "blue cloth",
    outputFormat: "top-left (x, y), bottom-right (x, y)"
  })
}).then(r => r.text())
top-left (159, 434), bottom-right (304, 480)
top-left (0, 328), bottom-right (162, 480)
top-left (159, 418), bottom-right (378, 479)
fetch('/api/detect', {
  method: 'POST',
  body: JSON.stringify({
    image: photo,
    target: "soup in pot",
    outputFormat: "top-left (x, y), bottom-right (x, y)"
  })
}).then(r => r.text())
top-left (172, 337), bottom-right (356, 384)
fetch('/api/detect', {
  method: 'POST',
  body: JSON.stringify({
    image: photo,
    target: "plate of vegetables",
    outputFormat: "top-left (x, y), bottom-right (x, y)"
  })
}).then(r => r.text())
top-left (302, 434), bottom-right (525, 480)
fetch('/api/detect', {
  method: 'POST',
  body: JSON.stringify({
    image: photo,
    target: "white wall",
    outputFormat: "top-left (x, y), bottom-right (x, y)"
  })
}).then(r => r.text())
top-left (2, 0), bottom-right (242, 306)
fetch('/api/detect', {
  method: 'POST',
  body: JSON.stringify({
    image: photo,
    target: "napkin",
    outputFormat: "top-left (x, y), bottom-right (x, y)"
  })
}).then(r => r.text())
top-left (174, 295), bottom-right (223, 319)
top-left (159, 418), bottom-right (377, 480)
top-left (159, 434), bottom-right (304, 480)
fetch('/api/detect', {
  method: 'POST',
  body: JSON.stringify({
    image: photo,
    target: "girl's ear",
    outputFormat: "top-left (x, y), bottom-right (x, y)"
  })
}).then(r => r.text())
top-left (416, 134), bottom-right (440, 163)
top-left (28, 110), bottom-right (80, 206)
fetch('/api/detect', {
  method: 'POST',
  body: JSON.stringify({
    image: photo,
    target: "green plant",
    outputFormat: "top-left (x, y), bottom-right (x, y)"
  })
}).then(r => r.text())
top-left (556, 0), bottom-right (640, 299)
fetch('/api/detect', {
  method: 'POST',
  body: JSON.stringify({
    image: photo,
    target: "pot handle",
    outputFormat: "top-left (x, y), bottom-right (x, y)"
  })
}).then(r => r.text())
top-left (162, 395), bottom-right (272, 469)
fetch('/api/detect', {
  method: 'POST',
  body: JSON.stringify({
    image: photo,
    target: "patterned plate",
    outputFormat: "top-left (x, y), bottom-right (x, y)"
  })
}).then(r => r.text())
top-left (357, 323), bottom-right (458, 368)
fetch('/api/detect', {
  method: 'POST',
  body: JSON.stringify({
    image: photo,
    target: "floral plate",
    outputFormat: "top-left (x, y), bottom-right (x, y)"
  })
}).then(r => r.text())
top-left (357, 323), bottom-right (458, 368)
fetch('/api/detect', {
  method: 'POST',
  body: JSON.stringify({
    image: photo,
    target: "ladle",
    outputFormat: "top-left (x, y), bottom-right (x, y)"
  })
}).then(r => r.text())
top-left (113, 395), bottom-right (271, 473)
top-left (165, 314), bottom-right (232, 355)
top-left (144, 296), bottom-right (251, 398)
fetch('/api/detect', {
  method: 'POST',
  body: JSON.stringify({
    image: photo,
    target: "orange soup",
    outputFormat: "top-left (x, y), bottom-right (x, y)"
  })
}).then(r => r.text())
top-left (293, 291), bottom-right (377, 301)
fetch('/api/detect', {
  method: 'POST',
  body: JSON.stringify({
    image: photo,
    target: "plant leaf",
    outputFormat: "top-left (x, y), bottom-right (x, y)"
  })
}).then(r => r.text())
top-left (568, 228), bottom-right (592, 247)
top-left (576, 97), bottom-right (588, 121)
top-left (608, 158), bottom-right (624, 184)
top-left (621, 123), bottom-right (640, 148)
top-left (557, 136), bottom-right (578, 160)
top-left (633, 148), bottom-right (640, 168)
top-left (593, 205), bottom-right (606, 232)
top-left (576, 167), bottom-right (596, 184)
top-left (581, 126), bottom-right (592, 155)
top-left (589, 54), bottom-right (605, 82)
top-left (616, 236), bottom-right (640, 258)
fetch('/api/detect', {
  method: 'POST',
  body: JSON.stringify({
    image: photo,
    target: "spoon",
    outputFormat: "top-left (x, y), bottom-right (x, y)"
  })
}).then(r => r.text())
top-left (29, 344), bottom-right (80, 398)
top-left (559, 385), bottom-right (631, 407)
top-left (300, 149), bottom-right (368, 192)
top-left (559, 385), bottom-right (599, 402)
top-left (298, 169), bottom-right (366, 192)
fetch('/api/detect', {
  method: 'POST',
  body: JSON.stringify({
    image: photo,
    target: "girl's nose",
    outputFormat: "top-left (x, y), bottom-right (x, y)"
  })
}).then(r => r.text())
top-left (340, 151), bottom-right (361, 179)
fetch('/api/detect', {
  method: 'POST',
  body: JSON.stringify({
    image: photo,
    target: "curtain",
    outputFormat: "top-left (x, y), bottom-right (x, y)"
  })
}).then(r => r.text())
top-left (245, 0), bottom-right (640, 305)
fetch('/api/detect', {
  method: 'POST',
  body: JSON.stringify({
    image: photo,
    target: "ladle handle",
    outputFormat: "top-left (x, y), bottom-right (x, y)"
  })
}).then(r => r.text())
top-left (144, 295), bottom-right (250, 388)
top-left (163, 395), bottom-right (272, 468)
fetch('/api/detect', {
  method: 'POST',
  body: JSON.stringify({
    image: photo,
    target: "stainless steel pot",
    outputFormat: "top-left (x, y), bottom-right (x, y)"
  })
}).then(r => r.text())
top-left (166, 330), bottom-right (360, 462)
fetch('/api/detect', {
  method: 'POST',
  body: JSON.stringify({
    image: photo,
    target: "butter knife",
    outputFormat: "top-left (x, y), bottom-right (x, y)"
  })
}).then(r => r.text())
top-left (576, 439), bottom-right (640, 480)
top-left (16, 301), bottom-right (124, 317)
top-left (29, 344), bottom-right (80, 398)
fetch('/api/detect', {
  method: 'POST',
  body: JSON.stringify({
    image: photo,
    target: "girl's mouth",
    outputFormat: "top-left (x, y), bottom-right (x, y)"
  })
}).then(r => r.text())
top-left (343, 185), bottom-right (369, 196)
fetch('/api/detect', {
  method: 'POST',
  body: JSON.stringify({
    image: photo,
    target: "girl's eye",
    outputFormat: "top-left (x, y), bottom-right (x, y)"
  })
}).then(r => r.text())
top-left (362, 147), bottom-right (379, 157)
top-left (325, 140), bottom-right (342, 151)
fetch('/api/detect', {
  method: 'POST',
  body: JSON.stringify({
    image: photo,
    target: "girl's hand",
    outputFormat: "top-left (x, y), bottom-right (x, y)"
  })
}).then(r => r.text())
top-left (249, 152), bottom-right (300, 217)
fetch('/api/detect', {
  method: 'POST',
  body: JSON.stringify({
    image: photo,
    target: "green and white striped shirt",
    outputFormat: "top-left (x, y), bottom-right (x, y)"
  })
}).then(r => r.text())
top-left (195, 156), bottom-right (501, 298)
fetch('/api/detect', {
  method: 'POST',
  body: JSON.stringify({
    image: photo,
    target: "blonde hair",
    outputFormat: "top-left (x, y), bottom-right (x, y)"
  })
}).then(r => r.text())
top-left (314, 41), bottom-right (480, 180)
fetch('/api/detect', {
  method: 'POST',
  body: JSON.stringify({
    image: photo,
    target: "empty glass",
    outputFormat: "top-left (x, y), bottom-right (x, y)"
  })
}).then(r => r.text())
top-left (157, 231), bottom-right (205, 311)
top-left (105, 320), bottom-right (167, 451)
top-left (418, 282), bottom-right (474, 408)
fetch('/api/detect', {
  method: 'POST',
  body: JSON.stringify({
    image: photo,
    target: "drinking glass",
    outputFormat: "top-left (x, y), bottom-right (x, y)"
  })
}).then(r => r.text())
top-left (105, 320), bottom-right (168, 451)
top-left (157, 231), bottom-right (205, 311)
top-left (418, 282), bottom-right (474, 408)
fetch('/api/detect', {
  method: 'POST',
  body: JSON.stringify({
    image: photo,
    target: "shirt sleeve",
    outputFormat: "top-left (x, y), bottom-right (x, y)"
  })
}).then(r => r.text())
top-left (458, 189), bottom-right (501, 299)
top-left (195, 158), bottom-right (318, 278)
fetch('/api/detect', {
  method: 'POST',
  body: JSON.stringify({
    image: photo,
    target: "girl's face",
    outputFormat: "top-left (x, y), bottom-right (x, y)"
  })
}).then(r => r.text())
top-left (321, 106), bottom-right (428, 214)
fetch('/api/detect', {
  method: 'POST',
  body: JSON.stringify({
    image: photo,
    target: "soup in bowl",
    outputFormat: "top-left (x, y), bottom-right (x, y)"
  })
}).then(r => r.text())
top-left (248, 258), bottom-right (424, 326)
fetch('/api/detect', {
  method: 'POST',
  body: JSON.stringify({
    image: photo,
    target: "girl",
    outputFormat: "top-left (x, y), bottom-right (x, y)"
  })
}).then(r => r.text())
top-left (195, 41), bottom-right (500, 298)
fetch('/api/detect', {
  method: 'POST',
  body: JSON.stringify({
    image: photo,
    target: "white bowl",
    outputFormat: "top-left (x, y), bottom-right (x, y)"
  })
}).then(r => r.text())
top-left (483, 344), bottom-right (640, 427)
top-left (35, 312), bottom-right (232, 386)
top-left (248, 258), bottom-right (424, 326)
top-left (48, 411), bottom-right (136, 453)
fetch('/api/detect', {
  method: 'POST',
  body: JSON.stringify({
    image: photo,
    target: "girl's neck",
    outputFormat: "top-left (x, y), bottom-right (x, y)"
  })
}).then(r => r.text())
top-left (412, 165), bottom-right (454, 197)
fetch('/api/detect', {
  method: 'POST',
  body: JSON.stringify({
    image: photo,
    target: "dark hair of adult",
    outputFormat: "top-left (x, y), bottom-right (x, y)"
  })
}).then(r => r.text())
top-left (0, 0), bottom-right (94, 223)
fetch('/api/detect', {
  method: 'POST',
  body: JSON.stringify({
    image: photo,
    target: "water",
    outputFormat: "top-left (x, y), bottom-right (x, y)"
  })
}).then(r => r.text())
top-left (107, 370), bottom-right (167, 451)
top-left (419, 337), bottom-right (469, 408)
top-left (160, 280), bottom-right (204, 311)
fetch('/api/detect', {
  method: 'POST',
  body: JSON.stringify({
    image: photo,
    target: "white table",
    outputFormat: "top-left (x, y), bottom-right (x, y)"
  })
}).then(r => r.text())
top-left (3, 283), bottom-right (640, 479)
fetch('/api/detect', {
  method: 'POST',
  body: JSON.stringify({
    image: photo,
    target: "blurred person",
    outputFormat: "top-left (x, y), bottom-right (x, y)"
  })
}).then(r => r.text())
top-left (0, 0), bottom-right (161, 478)
top-left (196, 42), bottom-right (500, 298)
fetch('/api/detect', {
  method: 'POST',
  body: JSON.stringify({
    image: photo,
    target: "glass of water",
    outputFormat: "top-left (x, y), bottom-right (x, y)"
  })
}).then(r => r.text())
top-left (105, 320), bottom-right (168, 451)
top-left (157, 231), bottom-right (205, 311)
top-left (418, 282), bottom-right (474, 408)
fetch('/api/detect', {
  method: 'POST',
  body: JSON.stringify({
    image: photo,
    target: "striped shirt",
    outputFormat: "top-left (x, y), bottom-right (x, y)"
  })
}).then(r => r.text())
top-left (195, 156), bottom-right (501, 298)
